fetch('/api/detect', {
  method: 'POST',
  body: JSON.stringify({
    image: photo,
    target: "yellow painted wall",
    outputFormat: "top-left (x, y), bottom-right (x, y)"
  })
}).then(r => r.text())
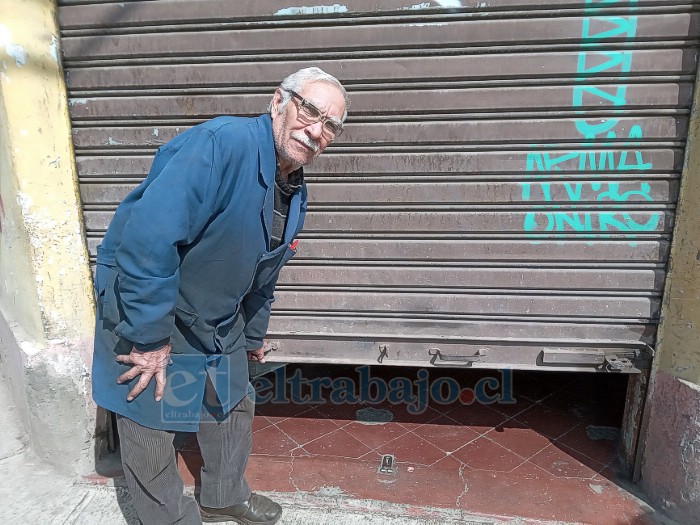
top-left (0, 0), bottom-right (94, 345)
top-left (0, 89), bottom-right (45, 339)
top-left (654, 81), bottom-right (700, 386)
top-left (0, 0), bottom-right (99, 474)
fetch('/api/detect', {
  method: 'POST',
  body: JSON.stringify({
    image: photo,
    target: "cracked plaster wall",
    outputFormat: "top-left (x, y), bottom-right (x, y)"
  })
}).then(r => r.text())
top-left (0, 0), bottom-right (101, 475)
top-left (639, 68), bottom-right (700, 523)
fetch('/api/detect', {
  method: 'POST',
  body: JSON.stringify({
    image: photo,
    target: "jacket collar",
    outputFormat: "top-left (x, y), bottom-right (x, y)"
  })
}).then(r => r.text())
top-left (257, 113), bottom-right (276, 190)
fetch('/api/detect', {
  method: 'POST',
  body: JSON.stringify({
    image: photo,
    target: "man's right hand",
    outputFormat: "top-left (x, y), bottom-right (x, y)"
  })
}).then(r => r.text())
top-left (116, 344), bottom-right (172, 402)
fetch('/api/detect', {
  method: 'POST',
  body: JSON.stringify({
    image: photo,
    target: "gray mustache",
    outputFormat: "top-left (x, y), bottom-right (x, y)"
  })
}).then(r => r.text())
top-left (291, 132), bottom-right (320, 153)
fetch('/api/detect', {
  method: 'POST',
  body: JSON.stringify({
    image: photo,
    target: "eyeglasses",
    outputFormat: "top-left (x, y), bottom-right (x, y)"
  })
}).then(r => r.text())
top-left (288, 90), bottom-right (344, 139)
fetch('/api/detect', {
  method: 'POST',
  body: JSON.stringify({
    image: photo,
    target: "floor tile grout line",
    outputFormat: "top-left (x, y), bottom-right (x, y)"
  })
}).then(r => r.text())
top-left (552, 440), bottom-right (609, 475)
top-left (291, 425), bottom-right (375, 460)
top-left (522, 448), bottom-right (604, 481)
top-left (554, 418), bottom-right (620, 468)
top-left (275, 416), bottom-right (350, 448)
top-left (521, 456), bottom-right (559, 479)
top-left (370, 428), bottom-right (446, 465)
top-left (259, 420), bottom-right (305, 450)
top-left (468, 433), bottom-right (539, 474)
top-left (479, 431), bottom-right (552, 463)
top-left (346, 425), bottom-right (411, 453)
top-left (551, 421), bottom-right (613, 468)
top-left (286, 425), bottom-right (345, 449)
top-left (420, 430), bottom-right (482, 461)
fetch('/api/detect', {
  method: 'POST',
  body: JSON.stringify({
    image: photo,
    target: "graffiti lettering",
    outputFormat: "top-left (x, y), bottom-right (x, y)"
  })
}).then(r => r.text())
top-left (522, 0), bottom-right (659, 235)
top-left (524, 211), bottom-right (659, 234)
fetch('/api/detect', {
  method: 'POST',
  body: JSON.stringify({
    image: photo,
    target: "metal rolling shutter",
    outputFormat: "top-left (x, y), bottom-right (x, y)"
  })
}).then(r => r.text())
top-left (58, 0), bottom-right (699, 372)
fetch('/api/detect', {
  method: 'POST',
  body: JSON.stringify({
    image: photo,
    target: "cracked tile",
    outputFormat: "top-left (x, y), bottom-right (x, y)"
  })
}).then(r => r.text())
top-left (245, 456), bottom-right (297, 493)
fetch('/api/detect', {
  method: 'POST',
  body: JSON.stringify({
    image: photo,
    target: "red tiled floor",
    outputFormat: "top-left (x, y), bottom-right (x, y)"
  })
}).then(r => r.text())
top-left (442, 402), bottom-right (509, 432)
top-left (484, 421), bottom-right (553, 460)
top-left (529, 443), bottom-right (603, 479)
top-left (275, 415), bottom-right (341, 446)
top-left (301, 427), bottom-right (374, 459)
top-left (468, 460), bottom-right (656, 524)
top-left (410, 415), bottom-right (480, 453)
top-left (376, 431), bottom-right (448, 466)
top-left (286, 455), bottom-right (387, 496)
top-left (164, 366), bottom-right (662, 524)
top-left (488, 395), bottom-right (534, 418)
top-left (555, 421), bottom-right (618, 466)
top-left (244, 456), bottom-right (298, 493)
top-left (513, 402), bottom-right (581, 439)
top-left (309, 401), bottom-right (364, 422)
top-left (452, 436), bottom-right (525, 472)
top-left (251, 423), bottom-right (298, 456)
top-left (342, 421), bottom-right (409, 450)
top-left (359, 399), bottom-right (443, 430)
top-left (251, 414), bottom-right (273, 433)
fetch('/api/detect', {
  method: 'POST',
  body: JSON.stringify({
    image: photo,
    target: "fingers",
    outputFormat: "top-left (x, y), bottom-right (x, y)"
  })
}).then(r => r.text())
top-left (116, 365), bottom-right (142, 385)
top-left (248, 347), bottom-right (266, 363)
top-left (127, 372), bottom-right (154, 402)
top-left (154, 367), bottom-right (167, 402)
top-left (117, 344), bottom-right (172, 402)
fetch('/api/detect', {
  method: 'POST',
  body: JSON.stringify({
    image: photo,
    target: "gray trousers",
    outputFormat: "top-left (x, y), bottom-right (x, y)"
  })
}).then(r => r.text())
top-left (116, 386), bottom-right (255, 525)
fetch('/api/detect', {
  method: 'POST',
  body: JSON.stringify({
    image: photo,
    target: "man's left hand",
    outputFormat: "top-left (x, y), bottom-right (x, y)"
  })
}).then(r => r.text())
top-left (247, 341), bottom-right (269, 363)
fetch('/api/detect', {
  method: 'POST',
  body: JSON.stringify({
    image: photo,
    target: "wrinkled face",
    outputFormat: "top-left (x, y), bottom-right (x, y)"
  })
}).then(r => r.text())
top-left (270, 81), bottom-right (346, 168)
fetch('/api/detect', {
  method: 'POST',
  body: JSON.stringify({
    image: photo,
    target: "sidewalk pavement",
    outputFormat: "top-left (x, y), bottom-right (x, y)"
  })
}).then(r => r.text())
top-left (1, 451), bottom-right (580, 525)
top-left (1, 445), bottom-right (583, 525)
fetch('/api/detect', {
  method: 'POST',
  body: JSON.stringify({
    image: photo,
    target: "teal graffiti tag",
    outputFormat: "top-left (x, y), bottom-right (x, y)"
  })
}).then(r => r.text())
top-left (521, 0), bottom-right (658, 237)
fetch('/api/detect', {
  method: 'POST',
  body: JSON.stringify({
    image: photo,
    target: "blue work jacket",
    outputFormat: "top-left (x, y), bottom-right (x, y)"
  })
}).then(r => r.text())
top-left (91, 114), bottom-right (307, 431)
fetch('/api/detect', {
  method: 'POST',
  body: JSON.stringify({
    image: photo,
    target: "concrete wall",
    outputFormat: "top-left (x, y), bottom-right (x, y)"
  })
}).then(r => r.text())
top-left (639, 73), bottom-right (700, 522)
top-left (0, 0), bottom-right (102, 475)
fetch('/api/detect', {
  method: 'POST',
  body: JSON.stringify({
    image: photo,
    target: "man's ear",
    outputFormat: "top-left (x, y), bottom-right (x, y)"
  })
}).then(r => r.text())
top-left (270, 88), bottom-right (284, 115)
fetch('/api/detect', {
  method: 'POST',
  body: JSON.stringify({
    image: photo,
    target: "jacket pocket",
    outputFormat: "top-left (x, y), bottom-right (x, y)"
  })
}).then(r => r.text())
top-left (250, 245), bottom-right (297, 291)
top-left (96, 264), bottom-right (121, 326)
top-left (174, 306), bottom-right (198, 327)
top-left (214, 305), bottom-right (246, 354)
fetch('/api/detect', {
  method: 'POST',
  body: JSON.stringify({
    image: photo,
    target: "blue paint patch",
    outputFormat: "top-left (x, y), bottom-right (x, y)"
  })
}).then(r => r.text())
top-left (50, 36), bottom-right (59, 64)
top-left (6, 43), bottom-right (26, 67)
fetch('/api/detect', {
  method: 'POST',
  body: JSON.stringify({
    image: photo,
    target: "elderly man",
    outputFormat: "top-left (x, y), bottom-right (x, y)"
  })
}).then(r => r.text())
top-left (91, 67), bottom-right (348, 524)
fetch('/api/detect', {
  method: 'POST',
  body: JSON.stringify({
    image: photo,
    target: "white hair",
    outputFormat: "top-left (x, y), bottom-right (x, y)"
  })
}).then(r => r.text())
top-left (268, 67), bottom-right (349, 122)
